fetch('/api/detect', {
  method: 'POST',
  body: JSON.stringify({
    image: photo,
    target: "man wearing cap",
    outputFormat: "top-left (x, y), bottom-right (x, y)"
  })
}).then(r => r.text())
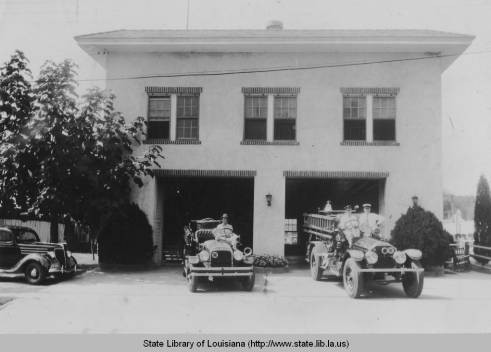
top-left (358, 204), bottom-right (385, 239)
top-left (338, 205), bottom-right (360, 246)
top-left (213, 213), bottom-right (238, 248)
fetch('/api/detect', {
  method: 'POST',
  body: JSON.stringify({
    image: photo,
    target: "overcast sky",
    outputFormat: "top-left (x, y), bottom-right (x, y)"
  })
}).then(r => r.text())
top-left (0, 0), bottom-right (490, 196)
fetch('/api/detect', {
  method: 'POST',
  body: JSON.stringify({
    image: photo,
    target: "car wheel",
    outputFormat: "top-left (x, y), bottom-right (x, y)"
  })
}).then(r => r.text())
top-left (241, 273), bottom-right (255, 291)
top-left (310, 251), bottom-right (323, 281)
top-left (402, 262), bottom-right (424, 298)
top-left (24, 262), bottom-right (46, 285)
top-left (343, 258), bottom-right (364, 298)
top-left (187, 274), bottom-right (198, 292)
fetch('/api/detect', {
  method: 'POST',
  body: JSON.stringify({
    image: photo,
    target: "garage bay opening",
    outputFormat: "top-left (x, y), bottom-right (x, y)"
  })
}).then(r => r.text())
top-left (159, 177), bottom-right (254, 262)
top-left (285, 178), bottom-right (385, 256)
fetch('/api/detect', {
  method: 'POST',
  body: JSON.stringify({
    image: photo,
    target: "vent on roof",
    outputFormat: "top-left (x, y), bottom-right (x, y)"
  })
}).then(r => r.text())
top-left (266, 20), bottom-right (283, 30)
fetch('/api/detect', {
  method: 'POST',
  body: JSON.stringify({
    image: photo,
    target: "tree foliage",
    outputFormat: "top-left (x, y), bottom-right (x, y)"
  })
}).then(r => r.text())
top-left (391, 206), bottom-right (452, 267)
top-left (0, 51), bottom-right (36, 214)
top-left (474, 175), bottom-right (491, 264)
top-left (0, 52), bottom-right (163, 238)
top-left (98, 203), bottom-right (154, 265)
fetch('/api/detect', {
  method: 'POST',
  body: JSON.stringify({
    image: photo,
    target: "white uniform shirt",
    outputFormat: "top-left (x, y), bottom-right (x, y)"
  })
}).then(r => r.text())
top-left (358, 212), bottom-right (384, 236)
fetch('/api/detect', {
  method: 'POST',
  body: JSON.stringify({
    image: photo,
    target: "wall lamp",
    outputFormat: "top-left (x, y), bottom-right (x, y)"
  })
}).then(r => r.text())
top-left (265, 193), bottom-right (272, 206)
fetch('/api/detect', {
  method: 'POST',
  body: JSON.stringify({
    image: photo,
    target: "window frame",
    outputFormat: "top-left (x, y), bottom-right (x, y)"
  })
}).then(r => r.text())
top-left (372, 95), bottom-right (397, 142)
top-left (342, 95), bottom-right (367, 141)
top-left (147, 96), bottom-right (171, 140)
top-left (243, 94), bottom-right (268, 141)
top-left (273, 94), bottom-right (297, 141)
top-left (176, 94), bottom-right (200, 140)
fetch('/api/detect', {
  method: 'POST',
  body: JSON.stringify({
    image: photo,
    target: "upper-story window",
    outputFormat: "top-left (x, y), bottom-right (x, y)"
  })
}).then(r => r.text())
top-left (242, 87), bottom-right (300, 144)
top-left (343, 96), bottom-right (366, 141)
top-left (176, 95), bottom-right (199, 140)
top-left (341, 88), bottom-right (399, 144)
top-left (373, 96), bottom-right (396, 141)
top-left (274, 95), bottom-right (297, 140)
top-left (145, 87), bottom-right (202, 143)
top-left (244, 95), bottom-right (268, 140)
top-left (148, 97), bottom-right (171, 139)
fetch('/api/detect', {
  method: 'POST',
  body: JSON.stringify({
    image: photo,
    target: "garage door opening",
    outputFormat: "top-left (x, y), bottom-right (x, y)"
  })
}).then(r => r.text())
top-left (285, 178), bottom-right (385, 256)
top-left (160, 177), bottom-right (254, 258)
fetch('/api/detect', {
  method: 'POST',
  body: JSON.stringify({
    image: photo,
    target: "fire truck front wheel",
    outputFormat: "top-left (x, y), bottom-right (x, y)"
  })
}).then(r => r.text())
top-left (310, 251), bottom-right (323, 281)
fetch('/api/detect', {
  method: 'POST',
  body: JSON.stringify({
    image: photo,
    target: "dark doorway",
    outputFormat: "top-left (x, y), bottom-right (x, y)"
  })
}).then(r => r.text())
top-left (161, 177), bottom-right (254, 253)
top-left (285, 178), bottom-right (383, 256)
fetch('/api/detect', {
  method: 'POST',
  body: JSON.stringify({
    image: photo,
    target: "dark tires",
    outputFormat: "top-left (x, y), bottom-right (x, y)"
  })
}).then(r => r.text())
top-left (310, 251), bottom-right (323, 281)
top-left (343, 258), bottom-right (364, 298)
top-left (402, 262), bottom-right (424, 298)
top-left (24, 262), bottom-right (46, 285)
top-left (241, 272), bottom-right (255, 291)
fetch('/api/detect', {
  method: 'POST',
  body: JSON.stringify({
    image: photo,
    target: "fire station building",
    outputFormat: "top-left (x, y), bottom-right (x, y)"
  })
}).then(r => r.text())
top-left (76, 24), bottom-right (473, 263)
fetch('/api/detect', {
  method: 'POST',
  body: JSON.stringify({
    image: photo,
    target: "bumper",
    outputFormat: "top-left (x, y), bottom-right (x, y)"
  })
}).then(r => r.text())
top-left (358, 267), bottom-right (424, 273)
top-left (189, 266), bottom-right (254, 277)
top-left (48, 257), bottom-right (77, 275)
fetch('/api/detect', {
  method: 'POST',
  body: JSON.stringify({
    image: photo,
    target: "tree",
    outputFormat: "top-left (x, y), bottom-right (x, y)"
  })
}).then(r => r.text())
top-left (98, 203), bottom-right (154, 265)
top-left (473, 175), bottom-right (491, 264)
top-left (391, 206), bottom-right (452, 267)
top-left (1, 52), bottom-right (163, 243)
top-left (0, 51), bottom-right (36, 217)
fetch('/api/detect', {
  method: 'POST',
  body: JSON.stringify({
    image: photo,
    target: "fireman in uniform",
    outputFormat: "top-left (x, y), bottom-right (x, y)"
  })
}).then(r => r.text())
top-left (358, 203), bottom-right (385, 239)
top-left (338, 205), bottom-right (361, 246)
top-left (213, 213), bottom-right (238, 248)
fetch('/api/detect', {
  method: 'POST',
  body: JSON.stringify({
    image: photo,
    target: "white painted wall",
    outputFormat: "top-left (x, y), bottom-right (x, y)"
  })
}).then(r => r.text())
top-left (103, 51), bottom-right (443, 260)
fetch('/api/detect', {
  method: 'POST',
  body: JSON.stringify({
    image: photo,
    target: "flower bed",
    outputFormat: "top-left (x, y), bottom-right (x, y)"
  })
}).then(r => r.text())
top-left (253, 255), bottom-right (288, 268)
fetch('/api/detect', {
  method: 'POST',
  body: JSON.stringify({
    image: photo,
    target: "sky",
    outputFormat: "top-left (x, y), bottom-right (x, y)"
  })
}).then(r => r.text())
top-left (0, 0), bottom-right (490, 196)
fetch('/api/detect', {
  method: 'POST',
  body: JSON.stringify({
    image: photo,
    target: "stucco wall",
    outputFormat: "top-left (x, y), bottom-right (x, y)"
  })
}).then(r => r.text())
top-left (105, 51), bottom-right (443, 259)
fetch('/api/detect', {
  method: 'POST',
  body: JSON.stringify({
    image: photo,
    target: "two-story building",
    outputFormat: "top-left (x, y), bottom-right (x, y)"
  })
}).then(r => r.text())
top-left (76, 24), bottom-right (473, 263)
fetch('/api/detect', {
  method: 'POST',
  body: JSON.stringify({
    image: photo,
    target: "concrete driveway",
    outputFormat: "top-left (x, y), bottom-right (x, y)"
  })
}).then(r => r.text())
top-left (1, 265), bottom-right (491, 333)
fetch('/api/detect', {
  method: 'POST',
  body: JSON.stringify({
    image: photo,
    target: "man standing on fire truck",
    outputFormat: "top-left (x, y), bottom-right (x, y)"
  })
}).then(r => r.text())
top-left (338, 205), bottom-right (360, 246)
top-left (358, 203), bottom-right (385, 239)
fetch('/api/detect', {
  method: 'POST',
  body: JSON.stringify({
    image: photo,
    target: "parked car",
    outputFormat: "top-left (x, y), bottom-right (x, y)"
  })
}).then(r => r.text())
top-left (304, 210), bottom-right (424, 298)
top-left (183, 218), bottom-right (255, 292)
top-left (0, 225), bottom-right (77, 284)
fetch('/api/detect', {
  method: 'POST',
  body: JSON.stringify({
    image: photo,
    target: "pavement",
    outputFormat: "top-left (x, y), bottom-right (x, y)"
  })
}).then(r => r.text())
top-left (1, 259), bottom-right (491, 333)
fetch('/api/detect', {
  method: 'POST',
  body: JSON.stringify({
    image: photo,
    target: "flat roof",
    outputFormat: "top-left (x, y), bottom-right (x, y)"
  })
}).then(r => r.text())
top-left (75, 28), bottom-right (474, 55)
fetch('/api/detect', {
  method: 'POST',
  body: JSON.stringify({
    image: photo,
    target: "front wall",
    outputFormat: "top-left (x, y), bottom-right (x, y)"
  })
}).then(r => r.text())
top-left (106, 51), bottom-right (442, 259)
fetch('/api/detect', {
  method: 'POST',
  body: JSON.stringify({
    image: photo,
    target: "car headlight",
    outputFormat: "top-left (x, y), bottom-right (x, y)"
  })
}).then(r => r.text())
top-left (365, 251), bottom-right (378, 264)
top-left (47, 251), bottom-right (56, 259)
top-left (198, 251), bottom-right (210, 262)
top-left (393, 251), bottom-right (407, 264)
top-left (405, 249), bottom-right (422, 261)
top-left (233, 250), bottom-right (244, 261)
top-left (66, 250), bottom-right (72, 257)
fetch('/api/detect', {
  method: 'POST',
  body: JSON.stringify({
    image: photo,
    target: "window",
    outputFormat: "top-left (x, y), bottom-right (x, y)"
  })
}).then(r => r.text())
top-left (373, 96), bottom-right (396, 141)
top-left (0, 230), bottom-right (13, 242)
top-left (148, 97), bottom-right (171, 139)
top-left (176, 95), bottom-right (199, 139)
top-left (274, 96), bottom-right (297, 140)
top-left (17, 230), bottom-right (39, 243)
top-left (343, 96), bottom-right (366, 140)
top-left (244, 95), bottom-right (267, 140)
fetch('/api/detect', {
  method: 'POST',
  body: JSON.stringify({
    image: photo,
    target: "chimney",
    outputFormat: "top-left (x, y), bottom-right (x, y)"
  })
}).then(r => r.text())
top-left (266, 20), bottom-right (283, 30)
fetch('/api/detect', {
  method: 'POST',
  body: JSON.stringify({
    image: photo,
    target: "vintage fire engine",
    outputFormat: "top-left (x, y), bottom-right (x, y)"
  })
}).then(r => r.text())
top-left (304, 208), bottom-right (425, 298)
top-left (183, 218), bottom-right (255, 292)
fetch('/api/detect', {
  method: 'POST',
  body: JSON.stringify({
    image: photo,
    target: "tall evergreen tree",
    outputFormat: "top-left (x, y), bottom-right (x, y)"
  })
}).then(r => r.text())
top-left (474, 175), bottom-right (491, 264)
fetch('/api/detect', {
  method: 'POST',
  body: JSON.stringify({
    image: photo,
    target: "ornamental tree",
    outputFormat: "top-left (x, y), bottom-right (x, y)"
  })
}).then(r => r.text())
top-left (391, 206), bottom-right (452, 267)
top-left (0, 52), bottom-right (163, 241)
top-left (0, 51), bottom-right (36, 216)
top-left (474, 175), bottom-right (491, 264)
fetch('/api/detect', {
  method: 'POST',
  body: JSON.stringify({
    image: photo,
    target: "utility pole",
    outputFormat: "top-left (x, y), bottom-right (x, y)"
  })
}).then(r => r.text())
top-left (185, 0), bottom-right (190, 30)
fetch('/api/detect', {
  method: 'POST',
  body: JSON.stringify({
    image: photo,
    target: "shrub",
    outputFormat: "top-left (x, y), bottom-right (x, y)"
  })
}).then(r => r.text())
top-left (391, 206), bottom-right (452, 267)
top-left (98, 203), bottom-right (154, 265)
top-left (254, 255), bottom-right (288, 268)
top-left (474, 175), bottom-right (491, 265)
